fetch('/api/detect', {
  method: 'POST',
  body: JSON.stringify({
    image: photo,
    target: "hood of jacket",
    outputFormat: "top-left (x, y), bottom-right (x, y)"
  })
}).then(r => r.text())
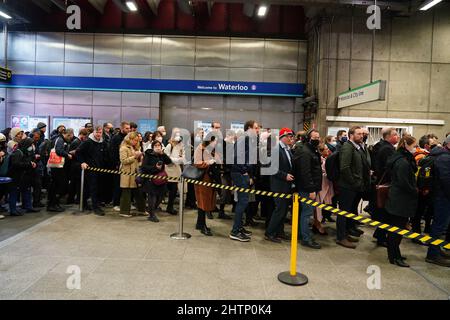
top-left (89, 133), bottom-right (103, 143)
top-left (387, 148), bottom-right (415, 169)
top-left (430, 145), bottom-right (448, 157)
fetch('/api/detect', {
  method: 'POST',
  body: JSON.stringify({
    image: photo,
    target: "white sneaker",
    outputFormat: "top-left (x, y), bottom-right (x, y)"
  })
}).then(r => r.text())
top-left (0, 215), bottom-right (5, 219)
top-left (119, 213), bottom-right (132, 218)
top-left (113, 206), bottom-right (120, 212)
top-left (131, 205), bottom-right (137, 210)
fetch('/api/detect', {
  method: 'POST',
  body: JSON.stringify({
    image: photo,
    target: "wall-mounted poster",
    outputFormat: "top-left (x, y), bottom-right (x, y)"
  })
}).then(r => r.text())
top-left (52, 117), bottom-right (92, 136)
top-left (11, 115), bottom-right (49, 138)
top-left (230, 122), bottom-right (244, 132)
top-left (194, 120), bottom-right (212, 135)
top-left (138, 119), bottom-right (158, 134)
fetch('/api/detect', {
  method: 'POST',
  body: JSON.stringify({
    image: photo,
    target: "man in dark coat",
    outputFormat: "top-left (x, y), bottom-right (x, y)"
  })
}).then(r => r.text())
top-left (426, 135), bottom-right (450, 267)
top-left (78, 125), bottom-right (108, 216)
top-left (336, 126), bottom-right (371, 249)
top-left (8, 138), bottom-right (40, 215)
top-left (371, 128), bottom-right (399, 246)
top-left (265, 128), bottom-right (295, 243)
top-left (294, 129), bottom-right (323, 249)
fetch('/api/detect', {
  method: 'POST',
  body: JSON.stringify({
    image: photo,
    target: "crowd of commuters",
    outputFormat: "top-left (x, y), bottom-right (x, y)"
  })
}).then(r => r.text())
top-left (0, 120), bottom-right (449, 268)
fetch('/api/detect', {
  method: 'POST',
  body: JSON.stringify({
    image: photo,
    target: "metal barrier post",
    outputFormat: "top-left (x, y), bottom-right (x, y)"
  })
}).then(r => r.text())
top-left (278, 193), bottom-right (308, 286)
top-left (79, 168), bottom-right (85, 212)
top-left (170, 176), bottom-right (191, 240)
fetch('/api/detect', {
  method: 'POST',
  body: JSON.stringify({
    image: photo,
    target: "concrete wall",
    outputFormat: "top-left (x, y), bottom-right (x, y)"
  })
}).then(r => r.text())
top-left (313, 3), bottom-right (450, 141)
top-left (0, 32), bottom-right (307, 131)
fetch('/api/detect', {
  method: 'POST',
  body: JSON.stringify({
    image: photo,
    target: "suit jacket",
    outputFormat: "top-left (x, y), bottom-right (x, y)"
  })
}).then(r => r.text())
top-left (270, 143), bottom-right (294, 193)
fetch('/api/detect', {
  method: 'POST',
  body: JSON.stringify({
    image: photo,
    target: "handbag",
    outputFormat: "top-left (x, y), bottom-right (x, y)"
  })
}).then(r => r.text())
top-left (47, 138), bottom-right (65, 169)
top-left (375, 157), bottom-right (400, 209)
top-left (182, 165), bottom-right (205, 180)
top-left (152, 170), bottom-right (168, 186)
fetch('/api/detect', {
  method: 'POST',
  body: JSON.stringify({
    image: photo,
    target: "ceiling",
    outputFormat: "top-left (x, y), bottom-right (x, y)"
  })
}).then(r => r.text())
top-left (0, 0), bottom-right (430, 38)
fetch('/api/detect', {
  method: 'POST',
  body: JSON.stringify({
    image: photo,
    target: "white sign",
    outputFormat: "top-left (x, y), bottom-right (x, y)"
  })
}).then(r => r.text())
top-left (53, 117), bottom-right (92, 136)
top-left (193, 121), bottom-right (212, 135)
top-left (230, 122), bottom-right (244, 132)
top-left (337, 80), bottom-right (386, 109)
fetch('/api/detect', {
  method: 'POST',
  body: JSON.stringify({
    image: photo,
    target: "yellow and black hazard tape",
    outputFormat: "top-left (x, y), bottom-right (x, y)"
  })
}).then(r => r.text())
top-left (85, 166), bottom-right (450, 249)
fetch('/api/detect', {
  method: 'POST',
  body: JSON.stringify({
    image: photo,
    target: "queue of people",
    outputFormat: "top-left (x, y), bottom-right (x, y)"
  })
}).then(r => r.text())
top-left (0, 120), bottom-right (449, 269)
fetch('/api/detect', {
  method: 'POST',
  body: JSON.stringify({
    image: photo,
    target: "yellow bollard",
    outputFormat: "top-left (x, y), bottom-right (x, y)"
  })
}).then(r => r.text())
top-left (278, 193), bottom-right (308, 286)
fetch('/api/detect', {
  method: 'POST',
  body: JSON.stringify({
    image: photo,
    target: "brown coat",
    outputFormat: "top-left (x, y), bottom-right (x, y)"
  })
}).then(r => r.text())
top-left (194, 144), bottom-right (217, 212)
top-left (119, 144), bottom-right (140, 188)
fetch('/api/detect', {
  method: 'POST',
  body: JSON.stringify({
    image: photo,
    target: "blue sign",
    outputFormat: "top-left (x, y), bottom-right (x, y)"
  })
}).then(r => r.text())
top-left (0, 75), bottom-right (305, 97)
top-left (138, 119), bottom-right (158, 133)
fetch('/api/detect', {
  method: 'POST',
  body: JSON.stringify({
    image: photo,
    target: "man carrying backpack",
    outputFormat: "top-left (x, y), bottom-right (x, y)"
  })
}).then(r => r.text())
top-left (425, 135), bottom-right (450, 267)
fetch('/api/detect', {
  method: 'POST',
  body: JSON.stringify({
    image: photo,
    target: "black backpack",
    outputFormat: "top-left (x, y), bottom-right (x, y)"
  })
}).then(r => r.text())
top-left (416, 155), bottom-right (435, 191)
top-left (325, 151), bottom-right (340, 182)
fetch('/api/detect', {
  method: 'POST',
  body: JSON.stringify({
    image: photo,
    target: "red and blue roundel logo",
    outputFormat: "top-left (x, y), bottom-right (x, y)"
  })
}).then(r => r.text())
top-left (251, 85), bottom-right (257, 91)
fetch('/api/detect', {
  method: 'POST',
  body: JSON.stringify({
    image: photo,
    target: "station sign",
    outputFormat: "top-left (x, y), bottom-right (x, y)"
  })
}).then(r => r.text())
top-left (337, 80), bottom-right (386, 109)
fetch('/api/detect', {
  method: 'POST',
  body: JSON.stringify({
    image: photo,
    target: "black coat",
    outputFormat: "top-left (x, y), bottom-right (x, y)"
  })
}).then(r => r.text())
top-left (293, 142), bottom-right (322, 193)
top-left (231, 135), bottom-right (257, 177)
top-left (431, 146), bottom-right (450, 200)
top-left (8, 139), bottom-right (35, 187)
top-left (374, 139), bottom-right (395, 183)
top-left (77, 135), bottom-right (107, 168)
top-left (110, 132), bottom-right (127, 168)
top-left (270, 143), bottom-right (294, 193)
top-left (385, 148), bottom-right (418, 218)
top-left (141, 149), bottom-right (172, 195)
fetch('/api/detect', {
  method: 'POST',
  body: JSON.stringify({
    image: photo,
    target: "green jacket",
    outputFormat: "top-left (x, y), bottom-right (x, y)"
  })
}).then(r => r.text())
top-left (338, 141), bottom-right (371, 192)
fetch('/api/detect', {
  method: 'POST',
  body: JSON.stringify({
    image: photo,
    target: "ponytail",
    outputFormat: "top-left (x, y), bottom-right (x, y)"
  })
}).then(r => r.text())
top-left (397, 135), bottom-right (416, 151)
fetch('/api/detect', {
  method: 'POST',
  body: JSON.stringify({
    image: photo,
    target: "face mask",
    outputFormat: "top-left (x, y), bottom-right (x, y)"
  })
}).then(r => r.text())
top-left (156, 137), bottom-right (163, 143)
top-left (330, 142), bottom-right (337, 147)
top-left (27, 146), bottom-right (33, 152)
top-left (174, 136), bottom-right (182, 142)
top-left (310, 139), bottom-right (320, 148)
top-left (408, 147), bottom-right (416, 154)
top-left (340, 136), bottom-right (348, 143)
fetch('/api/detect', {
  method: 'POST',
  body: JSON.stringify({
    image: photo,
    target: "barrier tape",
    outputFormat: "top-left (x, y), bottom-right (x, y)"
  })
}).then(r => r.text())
top-left (85, 166), bottom-right (450, 250)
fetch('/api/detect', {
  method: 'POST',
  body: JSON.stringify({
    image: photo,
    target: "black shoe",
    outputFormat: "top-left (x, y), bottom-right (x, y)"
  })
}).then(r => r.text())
top-left (25, 208), bottom-right (40, 213)
top-left (94, 208), bottom-right (105, 216)
top-left (390, 258), bottom-right (410, 268)
top-left (425, 256), bottom-right (450, 267)
top-left (166, 208), bottom-right (178, 215)
top-left (33, 203), bottom-right (46, 208)
top-left (348, 228), bottom-right (362, 237)
top-left (264, 234), bottom-right (282, 243)
top-left (244, 219), bottom-right (258, 227)
top-left (47, 206), bottom-right (64, 213)
top-left (200, 226), bottom-right (212, 236)
top-left (148, 214), bottom-right (159, 222)
top-left (10, 211), bottom-right (24, 216)
top-left (277, 232), bottom-right (291, 241)
top-left (218, 212), bottom-right (232, 220)
top-left (229, 231), bottom-right (251, 242)
top-left (0, 206), bottom-right (7, 213)
top-left (301, 240), bottom-right (322, 249)
top-left (239, 227), bottom-right (252, 236)
top-left (376, 240), bottom-right (388, 247)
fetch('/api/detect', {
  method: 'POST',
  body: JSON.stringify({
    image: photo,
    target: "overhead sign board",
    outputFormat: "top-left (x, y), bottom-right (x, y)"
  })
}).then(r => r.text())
top-left (337, 80), bottom-right (386, 109)
top-left (0, 75), bottom-right (305, 98)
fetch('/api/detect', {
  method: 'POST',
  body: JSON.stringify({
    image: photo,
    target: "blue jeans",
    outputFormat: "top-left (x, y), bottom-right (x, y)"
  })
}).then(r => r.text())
top-left (427, 195), bottom-right (450, 258)
top-left (9, 186), bottom-right (32, 213)
top-left (299, 191), bottom-right (314, 242)
top-left (231, 172), bottom-right (249, 233)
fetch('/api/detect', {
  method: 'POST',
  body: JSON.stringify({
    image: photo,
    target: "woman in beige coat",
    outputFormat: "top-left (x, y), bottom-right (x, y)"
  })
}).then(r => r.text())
top-left (119, 132), bottom-right (146, 217)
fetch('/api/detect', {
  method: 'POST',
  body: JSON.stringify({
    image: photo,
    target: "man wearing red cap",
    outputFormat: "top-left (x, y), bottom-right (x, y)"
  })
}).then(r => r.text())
top-left (265, 128), bottom-right (295, 243)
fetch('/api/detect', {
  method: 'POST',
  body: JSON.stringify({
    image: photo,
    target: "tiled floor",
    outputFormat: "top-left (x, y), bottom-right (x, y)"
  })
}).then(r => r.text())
top-left (0, 206), bottom-right (449, 300)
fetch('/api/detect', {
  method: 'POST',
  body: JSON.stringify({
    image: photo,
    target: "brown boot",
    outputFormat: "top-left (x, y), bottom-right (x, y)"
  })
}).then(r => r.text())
top-left (336, 239), bottom-right (357, 249)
